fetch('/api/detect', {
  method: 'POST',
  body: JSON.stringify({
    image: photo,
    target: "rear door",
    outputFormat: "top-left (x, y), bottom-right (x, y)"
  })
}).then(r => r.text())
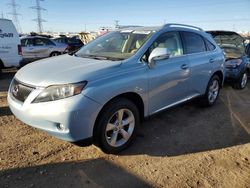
top-left (147, 31), bottom-right (191, 114)
top-left (181, 31), bottom-right (215, 95)
top-left (21, 38), bottom-right (35, 60)
top-left (34, 38), bottom-right (55, 58)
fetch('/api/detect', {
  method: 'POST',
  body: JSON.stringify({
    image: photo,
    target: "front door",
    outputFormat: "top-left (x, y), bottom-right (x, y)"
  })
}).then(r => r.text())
top-left (147, 32), bottom-right (191, 114)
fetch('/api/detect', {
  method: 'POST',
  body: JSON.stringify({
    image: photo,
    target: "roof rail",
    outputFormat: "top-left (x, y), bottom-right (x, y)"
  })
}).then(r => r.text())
top-left (117, 25), bottom-right (143, 29)
top-left (164, 23), bottom-right (203, 31)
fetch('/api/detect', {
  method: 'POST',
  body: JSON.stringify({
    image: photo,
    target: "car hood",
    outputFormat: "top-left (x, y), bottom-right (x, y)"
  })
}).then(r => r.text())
top-left (15, 54), bottom-right (122, 87)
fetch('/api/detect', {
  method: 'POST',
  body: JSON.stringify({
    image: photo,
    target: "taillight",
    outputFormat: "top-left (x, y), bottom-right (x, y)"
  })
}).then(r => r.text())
top-left (18, 44), bottom-right (22, 55)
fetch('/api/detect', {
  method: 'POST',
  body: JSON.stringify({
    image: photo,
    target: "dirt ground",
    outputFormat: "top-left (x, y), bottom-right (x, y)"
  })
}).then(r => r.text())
top-left (0, 69), bottom-right (250, 188)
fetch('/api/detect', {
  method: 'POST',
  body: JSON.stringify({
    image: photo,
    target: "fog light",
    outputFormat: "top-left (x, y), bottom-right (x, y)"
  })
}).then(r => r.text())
top-left (57, 123), bottom-right (65, 130)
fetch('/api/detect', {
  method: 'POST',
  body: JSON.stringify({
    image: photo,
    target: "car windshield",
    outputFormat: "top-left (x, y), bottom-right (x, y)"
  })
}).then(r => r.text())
top-left (211, 33), bottom-right (245, 59)
top-left (75, 30), bottom-right (152, 61)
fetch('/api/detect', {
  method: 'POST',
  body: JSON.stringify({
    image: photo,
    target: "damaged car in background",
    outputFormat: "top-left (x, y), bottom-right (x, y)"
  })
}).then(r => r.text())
top-left (208, 31), bottom-right (249, 89)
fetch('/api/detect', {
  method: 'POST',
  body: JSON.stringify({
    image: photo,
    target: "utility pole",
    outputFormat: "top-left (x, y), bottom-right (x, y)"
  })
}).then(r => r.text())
top-left (114, 20), bottom-right (120, 29)
top-left (7, 0), bottom-right (22, 33)
top-left (30, 0), bottom-right (46, 33)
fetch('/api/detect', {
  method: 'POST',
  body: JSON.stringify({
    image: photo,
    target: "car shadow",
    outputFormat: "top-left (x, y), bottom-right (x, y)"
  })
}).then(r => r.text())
top-left (0, 69), bottom-right (16, 93)
top-left (0, 158), bottom-right (151, 188)
top-left (0, 106), bottom-right (12, 117)
top-left (121, 87), bottom-right (250, 157)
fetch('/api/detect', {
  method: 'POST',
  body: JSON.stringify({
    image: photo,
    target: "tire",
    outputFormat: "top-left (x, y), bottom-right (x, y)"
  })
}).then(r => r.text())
top-left (50, 52), bottom-right (60, 57)
top-left (94, 98), bottom-right (140, 154)
top-left (0, 60), bottom-right (3, 78)
top-left (232, 72), bottom-right (248, 90)
top-left (199, 75), bottom-right (221, 107)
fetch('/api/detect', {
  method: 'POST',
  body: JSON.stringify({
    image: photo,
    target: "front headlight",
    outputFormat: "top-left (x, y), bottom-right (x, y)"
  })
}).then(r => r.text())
top-left (225, 59), bottom-right (243, 68)
top-left (32, 81), bottom-right (87, 103)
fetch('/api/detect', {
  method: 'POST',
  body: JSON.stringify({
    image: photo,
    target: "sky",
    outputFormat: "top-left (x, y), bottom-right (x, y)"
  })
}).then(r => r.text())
top-left (1, 0), bottom-right (250, 33)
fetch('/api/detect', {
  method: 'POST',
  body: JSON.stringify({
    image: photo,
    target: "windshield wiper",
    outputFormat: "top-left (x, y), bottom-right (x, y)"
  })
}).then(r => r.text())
top-left (79, 54), bottom-right (107, 60)
top-left (104, 57), bottom-right (124, 61)
top-left (79, 54), bottom-right (123, 61)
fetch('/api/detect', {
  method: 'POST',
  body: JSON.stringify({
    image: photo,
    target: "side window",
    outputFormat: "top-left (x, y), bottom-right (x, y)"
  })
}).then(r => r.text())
top-left (204, 39), bottom-right (216, 51)
top-left (34, 38), bottom-right (54, 46)
top-left (21, 39), bottom-right (33, 47)
top-left (142, 32), bottom-right (183, 62)
top-left (182, 32), bottom-right (206, 54)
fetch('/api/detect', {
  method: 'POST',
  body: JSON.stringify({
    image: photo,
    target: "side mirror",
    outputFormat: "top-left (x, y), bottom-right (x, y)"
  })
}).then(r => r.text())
top-left (148, 48), bottom-right (170, 68)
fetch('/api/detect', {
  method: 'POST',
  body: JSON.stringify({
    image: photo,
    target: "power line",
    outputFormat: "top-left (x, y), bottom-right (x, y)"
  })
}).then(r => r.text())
top-left (30, 0), bottom-right (46, 33)
top-left (7, 0), bottom-right (22, 33)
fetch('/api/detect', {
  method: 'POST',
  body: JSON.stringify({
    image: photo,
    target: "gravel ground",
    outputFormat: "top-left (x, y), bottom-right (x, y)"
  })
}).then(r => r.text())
top-left (0, 69), bottom-right (250, 188)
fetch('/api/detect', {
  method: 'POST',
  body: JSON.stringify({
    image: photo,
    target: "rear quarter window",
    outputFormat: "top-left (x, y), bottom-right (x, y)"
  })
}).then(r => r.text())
top-left (204, 39), bottom-right (216, 51)
top-left (182, 32), bottom-right (206, 54)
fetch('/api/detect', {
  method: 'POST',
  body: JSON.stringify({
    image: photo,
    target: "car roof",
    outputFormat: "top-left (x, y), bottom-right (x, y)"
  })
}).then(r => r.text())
top-left (207, 30), bottom-right (241, 36)
top-left (20, 36), bottom-right (51, 39)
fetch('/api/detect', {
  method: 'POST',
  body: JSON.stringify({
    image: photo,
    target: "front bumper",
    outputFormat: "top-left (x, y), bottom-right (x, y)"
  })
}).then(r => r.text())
top-left (8, 91), bottom-right (102, 142)
top-left (225, 64), bottom-right (247, 82)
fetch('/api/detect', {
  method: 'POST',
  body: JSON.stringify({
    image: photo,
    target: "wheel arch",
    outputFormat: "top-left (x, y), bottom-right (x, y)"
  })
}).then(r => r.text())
top-left (212, 70), bottom-right (224, 87)
top-left (0, 59), bottom-right (4, 68)
top-left (92, 92), bottom-right (145, 141)
top-left (49, 51), bottom-right (61, 56)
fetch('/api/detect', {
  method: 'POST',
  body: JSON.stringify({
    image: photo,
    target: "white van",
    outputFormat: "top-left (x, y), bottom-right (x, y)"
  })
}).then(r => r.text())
top-left (0, 19), bottom-right (22, 73)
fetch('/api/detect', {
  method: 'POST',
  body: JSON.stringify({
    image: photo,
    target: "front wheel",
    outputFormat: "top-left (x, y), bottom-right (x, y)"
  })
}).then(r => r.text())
top-left (233, 72), bottom-right (248, 90)
top-left (199, 75), bottom-right (221, 107)
top-left (94, 98), bottom-right (140, 154)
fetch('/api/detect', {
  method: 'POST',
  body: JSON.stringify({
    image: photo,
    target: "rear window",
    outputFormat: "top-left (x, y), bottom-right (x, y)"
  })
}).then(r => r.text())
top-left (54, 38), bottom-right (66, 43)
top-left (34, 38), bottom-right (54, 46)
top-left (182, 32), bottom-right (206, 54)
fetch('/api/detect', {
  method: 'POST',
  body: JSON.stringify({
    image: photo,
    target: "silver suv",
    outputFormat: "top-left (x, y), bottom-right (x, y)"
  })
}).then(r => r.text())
top-left (8, 24), bottom-right (225, 153)
top-left (20, 36), bottom-right (68, 64)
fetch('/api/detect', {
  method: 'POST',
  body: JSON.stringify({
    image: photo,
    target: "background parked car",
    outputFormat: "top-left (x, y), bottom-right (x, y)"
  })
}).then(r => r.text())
top-left (53, 36), bottom-right (84, 53)
top-left (207, 31), bottom-right (249, 89)
top-left (0, 19), bottom-right (22, 75)
top-left (20, 36), bottom-right (68, 65)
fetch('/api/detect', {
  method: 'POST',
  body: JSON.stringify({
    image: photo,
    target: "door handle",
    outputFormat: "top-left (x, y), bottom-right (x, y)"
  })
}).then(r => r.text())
top-left (209, 59), bottom-right (215, 63)
top-left (181, 64), bottom-right (189, 69)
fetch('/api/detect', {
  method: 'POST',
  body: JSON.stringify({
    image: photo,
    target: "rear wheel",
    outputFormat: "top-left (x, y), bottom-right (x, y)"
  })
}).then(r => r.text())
top-left (0, 60), bottom-right (3, 78)
top-left (199, 75), bottom-right (221, 107)
top-left (233, 72), bottom-right (248, 90)
top-left (50, 52), bottom-right (60, 57)
top-left (94, 98), bottom-right (139, 154)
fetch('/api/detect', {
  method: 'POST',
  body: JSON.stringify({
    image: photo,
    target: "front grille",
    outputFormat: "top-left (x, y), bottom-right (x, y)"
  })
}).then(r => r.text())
top-left (10, 79), bottom-right (35, 102)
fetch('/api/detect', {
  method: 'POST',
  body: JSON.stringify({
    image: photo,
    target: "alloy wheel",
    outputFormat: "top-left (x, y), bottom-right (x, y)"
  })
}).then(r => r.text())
top-left (105, 108), bottom-right (135, 147)
top-left (208, 79), bottom-right (219, 104)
